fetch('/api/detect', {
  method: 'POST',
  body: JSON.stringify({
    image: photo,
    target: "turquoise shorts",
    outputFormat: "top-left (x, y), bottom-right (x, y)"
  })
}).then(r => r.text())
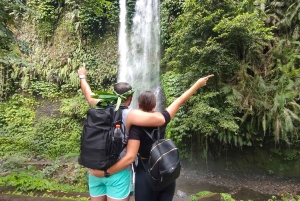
top-left (88, 169), bottom-right (131, 199)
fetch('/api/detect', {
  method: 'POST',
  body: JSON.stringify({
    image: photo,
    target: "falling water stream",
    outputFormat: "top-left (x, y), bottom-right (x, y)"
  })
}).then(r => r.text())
top-left (118, 0), bottom-right (162, 110)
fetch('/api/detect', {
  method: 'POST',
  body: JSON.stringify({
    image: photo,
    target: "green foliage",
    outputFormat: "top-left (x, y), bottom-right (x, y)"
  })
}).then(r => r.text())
top-left (264, 0), bottom-right (300, 39)
top-left (212, 12), bottom-right (274, 65)
top-left (1, 0), bottom-right (119, 100)
top-left (1, 155), bottom-right (27, 172)
top-left (228, 39), bottom-right (300, 145)
top-left (189, 191), bottom-right (212, 201)
top-left (160, 0), bottom-right (184, 48)
top-left (60, 96), bottom-right (89, 119)
top-left (0, 94), bottom-right (37, 157)
top-left (76, 0), bottom-right (119, 39)
top-left (163, 0), bottom-right (238, 77)
top-left (162, 71), bottom-right (242, 159)
top-left (64, 42), bottom-right (118, 90)
top-left (270, 148), bottom-right (299, 161)
top-left (0, 0), bottom-right (33, 100)
top-left (0, 0), bottom-right (31, 65)
top-left (1, 172), bottom-right (55, 191)
top-left (25, 81), bottom-right (60, 99)
top-left (56, 162), bottom-right (88, 187)
top-left (26, 0), bottom-right (119, 41)
top-left (2, 191), bottom-right (89, 201)
top-left (0, 94), bottom-right (83, 160)
top-left (27, 0), bottom-right (61, 42)
top-left (0, 170), bottom-right (86, 192)
top-left (280, 194), bottom-right (300, 201)
top-left (161, 0), bottom-right (300, 159)
top-left (25, 34), bottom-right (118, 93)
top-left (31, 116), bottom-right (81, 159)
top-left (41, 162), bottom-right (60, 178)
top-left (220, 193), bottom-right (236, 201)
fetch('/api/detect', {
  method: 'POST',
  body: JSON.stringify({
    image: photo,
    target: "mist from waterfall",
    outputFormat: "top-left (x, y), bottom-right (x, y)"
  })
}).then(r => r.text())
top-left (118, 0), bottom-right (162, 110)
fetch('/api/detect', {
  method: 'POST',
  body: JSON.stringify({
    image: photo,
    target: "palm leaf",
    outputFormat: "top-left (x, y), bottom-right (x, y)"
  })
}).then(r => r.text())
top-left (115, 97), bottom-right (122, 111)
top-left (285, 107), bottom-right (300, 121)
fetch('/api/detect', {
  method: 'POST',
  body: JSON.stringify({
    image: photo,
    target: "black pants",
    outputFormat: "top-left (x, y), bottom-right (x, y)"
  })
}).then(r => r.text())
top-left (134, 158), bottom-right (176, 201)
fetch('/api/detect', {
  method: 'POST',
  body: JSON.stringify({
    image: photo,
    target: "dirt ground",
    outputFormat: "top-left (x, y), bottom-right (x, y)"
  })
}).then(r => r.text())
top-left (1, 167), bottom-right (299, 201)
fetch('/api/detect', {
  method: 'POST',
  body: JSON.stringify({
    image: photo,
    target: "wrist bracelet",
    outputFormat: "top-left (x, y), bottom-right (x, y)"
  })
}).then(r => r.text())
top-left (78, 75), bottom-right (86, 79)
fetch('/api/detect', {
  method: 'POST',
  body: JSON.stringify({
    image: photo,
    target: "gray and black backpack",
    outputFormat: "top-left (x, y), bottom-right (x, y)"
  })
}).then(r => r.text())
top-left (78, 103), bottom-right (128, 170)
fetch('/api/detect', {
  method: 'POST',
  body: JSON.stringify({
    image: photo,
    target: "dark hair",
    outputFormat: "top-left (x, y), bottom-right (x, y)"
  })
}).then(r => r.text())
top-left (114, 82), bottom-right (132, 95)
top-left (138, 91), bottom-right (156, 112)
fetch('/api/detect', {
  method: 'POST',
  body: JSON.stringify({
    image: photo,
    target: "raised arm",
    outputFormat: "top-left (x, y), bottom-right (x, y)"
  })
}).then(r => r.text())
top-left (78, 63), bottom-right (100, 107)
top-left (167, 75), bottom-right (214, 118)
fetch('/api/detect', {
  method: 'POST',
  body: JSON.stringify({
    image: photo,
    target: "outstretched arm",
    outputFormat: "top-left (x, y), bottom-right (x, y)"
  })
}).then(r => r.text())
top-left (125, 110), bottom-right (165, 131)
top-left (125, 75), bottom-right (213, 130)
top-left (89, 139), bottom-right (140, 177)
top-left (78, 63), bottom-right (100, 107)
top-left (167, 75), bottom-right (214, 118)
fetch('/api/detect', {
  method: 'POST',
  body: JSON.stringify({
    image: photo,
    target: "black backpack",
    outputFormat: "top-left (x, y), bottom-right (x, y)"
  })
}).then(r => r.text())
top-left (140, 128), bottom-right (181, 191)
top-left (78, 104), bottom-right (128, 170)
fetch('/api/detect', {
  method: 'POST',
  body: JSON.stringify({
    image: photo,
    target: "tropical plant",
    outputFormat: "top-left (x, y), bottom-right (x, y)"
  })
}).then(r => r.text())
top-left (264, 0), bottom-right (300, 39)
top-left (27, 0), bottom-right (62, 42)
top-left (0, 0), bottom-right (32, 100)
top-left (0, 170), bottom-right (87, 192)
top-left (0, 0), bottom-right (31, 64)
top-left (162, 0), bottom-right (271, 145)
top-left (75, 0), bottom-right (119, 39)
top-left (31, 116), bottom-right (81, 159)
top-left (0, 94), bottom-right (37, 158)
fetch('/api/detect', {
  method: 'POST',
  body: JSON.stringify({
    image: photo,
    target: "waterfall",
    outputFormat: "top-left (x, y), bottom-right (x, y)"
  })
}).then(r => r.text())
top-left (118, 0), bottom-right (162, 110)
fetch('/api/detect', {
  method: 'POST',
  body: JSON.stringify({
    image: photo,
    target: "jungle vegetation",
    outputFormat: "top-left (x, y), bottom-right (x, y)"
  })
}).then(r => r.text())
top-left (0, 0), bottom-right (300, 185)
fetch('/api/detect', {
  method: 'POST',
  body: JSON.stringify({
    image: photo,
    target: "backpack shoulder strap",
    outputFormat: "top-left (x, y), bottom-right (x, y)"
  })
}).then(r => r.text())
top-left (142, 128), bottom-right (153, 140)
top-left (113, 105), bottom-right (128, 125)
top-left (121, 107), bottom-right (130, 122)
top-left (142, 127), bottom-right (160, 141)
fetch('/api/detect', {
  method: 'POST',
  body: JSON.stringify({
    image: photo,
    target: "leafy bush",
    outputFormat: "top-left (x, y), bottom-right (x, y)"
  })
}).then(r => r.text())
top-left (31, 116), bottom-right (81, 159)
top-left (0, 95), bottom-right (37, 157)
top-left (1, 155), bottom-right (27, 172)
top-left (0, 170), bottom-right (86, 192)
top-left (25, 81), bottom-right (60, 99)
top-left (27, 0), bottom-right (62, 42)
top-left (78, 0), bottom-right (118, 38)
top-left (0, 93), bottom-right (83, 160)
top-left (60, 96), bottom-right (89, 120)
top-left (161, 71), bottom-right (242, 160)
